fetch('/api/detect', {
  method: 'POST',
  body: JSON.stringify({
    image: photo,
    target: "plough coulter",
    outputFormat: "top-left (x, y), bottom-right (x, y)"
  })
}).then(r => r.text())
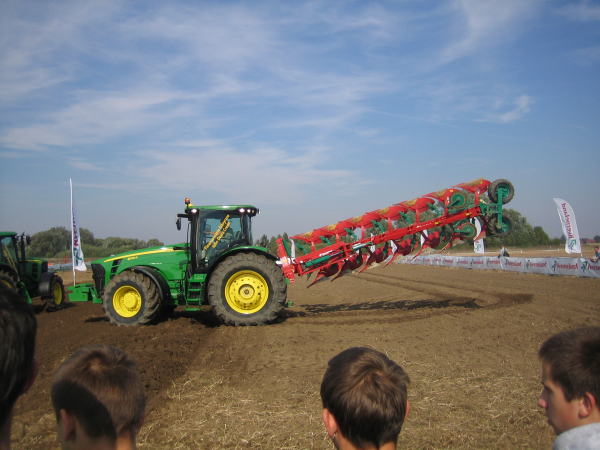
top-left (276, 178), bottom-right (515, 286)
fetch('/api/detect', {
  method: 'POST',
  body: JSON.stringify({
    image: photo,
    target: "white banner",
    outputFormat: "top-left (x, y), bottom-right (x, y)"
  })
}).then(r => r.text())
top-left (524, 258), bottom-right (550, 275)
top-left (394, 255), bottom-right (599, 278)
top-left (553, 199), bottom-right (582, 254)
top-left (548, 258), bottom-right (581, 277)
top-left (504, 257), bottom-right (525, 273)
top-left (70, 179), bottom-right (87, 272)
top-left (474, 219), bottom-right (485, 254)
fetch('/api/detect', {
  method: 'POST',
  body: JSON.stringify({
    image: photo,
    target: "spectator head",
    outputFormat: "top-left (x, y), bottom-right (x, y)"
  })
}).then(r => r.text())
top-left (320, 347), bottom-right (410, 450)
top-left (537, 327), bottom-right (600, 435)
top-left (0, 286), bottom-right (38, 431)
top-left (51, 345), bottom-right (145, 447)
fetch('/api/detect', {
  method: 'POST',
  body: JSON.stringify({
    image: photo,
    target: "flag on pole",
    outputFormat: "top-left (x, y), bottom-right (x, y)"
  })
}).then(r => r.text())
top-left (474, 219), bottom-right (485, 254)
top-left (553, 198), bottom-right (582, 254)
top-left (70, 179), bottom-right (87, 271)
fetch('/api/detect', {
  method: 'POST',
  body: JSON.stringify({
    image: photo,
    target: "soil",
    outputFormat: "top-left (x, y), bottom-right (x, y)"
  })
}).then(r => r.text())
top-left (10, 252), bottom-right (600, 449)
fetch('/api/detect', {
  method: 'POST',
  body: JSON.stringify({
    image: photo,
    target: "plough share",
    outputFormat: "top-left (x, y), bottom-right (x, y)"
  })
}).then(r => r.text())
top-left (277, 178), bottom-right (515, 286)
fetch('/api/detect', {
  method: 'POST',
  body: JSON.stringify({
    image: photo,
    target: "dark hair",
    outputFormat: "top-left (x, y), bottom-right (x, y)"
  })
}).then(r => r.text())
top-left (321, 347), bottom-right (410, 449)
top-left (51, 345), bottom-right (145, 441)
top-left (0, 286), bottom-right (37, 426)
top-left (538, 327), bottom-right (600, 402)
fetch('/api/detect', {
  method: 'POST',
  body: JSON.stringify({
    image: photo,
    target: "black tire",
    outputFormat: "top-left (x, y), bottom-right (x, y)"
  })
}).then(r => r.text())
top-left (449, 191), bottom-right (467, 210)
top-left (457, 221), bottom-right (477, 239)
top-left (207, 253), bottom-right (287, 326)
top-left (488, 215), bottom-right (515, 238)
top-left (488, 179), bottom-right (514, 204)
top-left (103, 271), bottom-right (160, 326)
top-left (0, 270), bottom-right (18, 292)
top-left (45, 275), bottom-right (66, 312)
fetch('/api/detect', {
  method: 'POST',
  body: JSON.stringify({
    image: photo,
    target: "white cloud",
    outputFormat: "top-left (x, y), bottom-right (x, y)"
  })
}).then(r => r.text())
top-left (443, 0), bottom-right (542, 62)
top-left (555, 1), bottom-right (600, 21)
top-left (479, 95), bottom-right (535, 123)
top-left (136, 145), bottom-right (356, 205)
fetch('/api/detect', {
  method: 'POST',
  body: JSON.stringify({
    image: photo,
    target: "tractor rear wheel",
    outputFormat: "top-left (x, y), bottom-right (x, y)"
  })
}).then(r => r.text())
top-left (208, 253), bottom-right (287, 326)
top-left (103, 271), bottom-right (160, 326)
top-left (45, 274), bottom-right (66, 312)
top-left (488, 179), bottom-right (514, 204)
top-left (488, 215), bottom-right (514, 238)
top-left (0, 270), bottom-right (18, 292)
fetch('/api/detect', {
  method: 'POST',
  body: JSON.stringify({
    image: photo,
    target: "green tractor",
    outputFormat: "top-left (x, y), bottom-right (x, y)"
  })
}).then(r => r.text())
top-left (0, 231), bottom-right (67, 311)
top-left (69, 200), bottom-right (287, 326)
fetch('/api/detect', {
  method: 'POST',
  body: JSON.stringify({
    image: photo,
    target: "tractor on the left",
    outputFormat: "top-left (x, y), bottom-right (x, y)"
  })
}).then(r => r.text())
top-left (0, 231), bottom-right (66, 311)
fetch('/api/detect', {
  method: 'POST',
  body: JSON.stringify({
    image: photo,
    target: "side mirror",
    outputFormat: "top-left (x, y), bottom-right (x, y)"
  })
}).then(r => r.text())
top-left (26, 235), bottom-right (31, 245)
top-left (176, 218), bottom-right (181, 231)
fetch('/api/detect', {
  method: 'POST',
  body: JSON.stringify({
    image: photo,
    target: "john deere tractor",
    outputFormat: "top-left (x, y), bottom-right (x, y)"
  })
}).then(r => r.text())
top-left (0, 231), bottom-right (67, 311)
top-left (69, 200), bottom-right (287, 326)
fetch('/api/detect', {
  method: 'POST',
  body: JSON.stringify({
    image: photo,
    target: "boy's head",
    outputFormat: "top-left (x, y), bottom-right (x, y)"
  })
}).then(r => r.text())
top-left (537, 327), bottom-right (600, 435)
top-left (0, 286), bottom-right (38, 428)
top-left (51, 345), bottom-right (145, 445)
top-left (320, 347), bottom-right (410, 449)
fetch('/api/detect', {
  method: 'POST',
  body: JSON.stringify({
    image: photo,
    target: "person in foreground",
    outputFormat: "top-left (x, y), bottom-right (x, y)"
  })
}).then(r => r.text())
top-left (537, 327), bottom-right (600, 449)
top-left (0, 286), bottom-right (39, 450)
top-left (51, 345), bottom-right (146, 450)
top-left (320, 347), bottom-right (410, 450)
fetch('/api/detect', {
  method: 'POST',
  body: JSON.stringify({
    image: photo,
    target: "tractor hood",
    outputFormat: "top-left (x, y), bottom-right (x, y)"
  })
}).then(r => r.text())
top-left (91, 244), bottom-right (190, 272)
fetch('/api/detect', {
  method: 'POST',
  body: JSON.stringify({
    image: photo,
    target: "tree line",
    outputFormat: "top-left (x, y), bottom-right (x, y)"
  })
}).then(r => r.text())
top-left (26, 227), bottom-right (164, 259)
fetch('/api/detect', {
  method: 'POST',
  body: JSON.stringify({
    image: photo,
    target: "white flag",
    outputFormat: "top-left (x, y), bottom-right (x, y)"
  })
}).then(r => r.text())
top-left (70, 179), bottom-right (87, 271)
top-left (474, 219), bottom-right (485, 254)
top-left (553, 198), bottom-right (582, 254)
top-left (420, 229), bottom-right (428, 246)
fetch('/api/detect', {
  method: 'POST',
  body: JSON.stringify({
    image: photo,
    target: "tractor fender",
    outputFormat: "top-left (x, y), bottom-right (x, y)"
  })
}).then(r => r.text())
top-left (38, 271), bottom-right (55, 297)
top-left (128, 266), bottom-right (172, 303)
top-left (207, 246), bottom-right (279, 278)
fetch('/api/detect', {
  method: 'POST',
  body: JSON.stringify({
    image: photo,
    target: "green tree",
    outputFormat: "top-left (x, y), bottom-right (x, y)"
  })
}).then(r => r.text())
top-left (146, 238), bottom-right (164, 248)
top-left (28, 227), bottom-right (70, 258)
top-left (267, 236), bottom-right (278, 254)
top-left (594, 235), bottom-right (600, 243)
top-left (256, 234), bottom-right (269, 248)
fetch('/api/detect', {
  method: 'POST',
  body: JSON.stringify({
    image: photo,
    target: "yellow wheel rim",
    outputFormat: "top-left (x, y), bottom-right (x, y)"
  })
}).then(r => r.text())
top-left (113, 285), bottom-right (142, 318)
top-left (225, 270), bottom-right (269, 314)
top-left (53, 282), bottom-right (63, 305)
top-left (1, 279), bottom-right (12, 289)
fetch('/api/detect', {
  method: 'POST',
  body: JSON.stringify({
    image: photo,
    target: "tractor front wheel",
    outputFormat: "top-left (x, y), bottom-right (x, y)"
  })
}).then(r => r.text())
top-left (103, 271), bottom-right (160, 326)
top-left (208, 253), bottom-right (287, 326)
top-left (45, 274), bottom-right (66, 312)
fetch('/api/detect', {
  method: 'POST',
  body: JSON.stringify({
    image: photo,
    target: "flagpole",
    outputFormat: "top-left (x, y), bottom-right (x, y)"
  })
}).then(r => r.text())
top-left (71, 179), bottom-right (75, 286)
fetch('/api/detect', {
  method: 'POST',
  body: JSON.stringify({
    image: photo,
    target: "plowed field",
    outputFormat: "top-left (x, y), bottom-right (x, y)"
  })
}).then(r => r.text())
top-left (11, 260), bottom-right (600, 449)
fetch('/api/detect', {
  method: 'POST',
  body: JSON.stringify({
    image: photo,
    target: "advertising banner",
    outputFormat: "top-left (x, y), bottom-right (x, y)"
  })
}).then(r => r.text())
top-left (440, 257), bottom-right (456, 268)
top-left (504, 257), bottom-right (525, 273)
top-left (485, 256), bottom-right (503, 271)
top-left (553, 199), bottom-right (582, 254)
top-left (581, 260), bottom-right (600, 278)
top-left (548, 258), bottom-right (582, 277)
top-left (524, 258), bottom-right (551, 275)
top-left (70, 179), bottom-right (87, 272)
top-left (393, 254), bottom-right (597, 278)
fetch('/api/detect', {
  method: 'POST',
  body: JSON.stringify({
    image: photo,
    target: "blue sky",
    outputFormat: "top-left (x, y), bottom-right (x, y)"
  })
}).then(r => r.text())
top-left (1, 0), bottom-right (599, 246)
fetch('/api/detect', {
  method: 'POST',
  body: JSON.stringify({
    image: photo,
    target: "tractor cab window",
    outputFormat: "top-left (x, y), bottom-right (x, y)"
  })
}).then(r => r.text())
top-left (198, 211), bottom-right (246, 267)
top-left (0, 236), bottom-right (18, 271)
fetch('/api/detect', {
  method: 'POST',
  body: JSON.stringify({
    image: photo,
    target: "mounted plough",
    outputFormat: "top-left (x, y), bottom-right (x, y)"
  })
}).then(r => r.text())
top-left (276, 178), bottom-right (514, 286)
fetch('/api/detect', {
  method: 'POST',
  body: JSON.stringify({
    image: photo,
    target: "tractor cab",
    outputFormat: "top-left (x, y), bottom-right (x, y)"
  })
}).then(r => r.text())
top-left (177, 200), bottom-right (259, 272)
